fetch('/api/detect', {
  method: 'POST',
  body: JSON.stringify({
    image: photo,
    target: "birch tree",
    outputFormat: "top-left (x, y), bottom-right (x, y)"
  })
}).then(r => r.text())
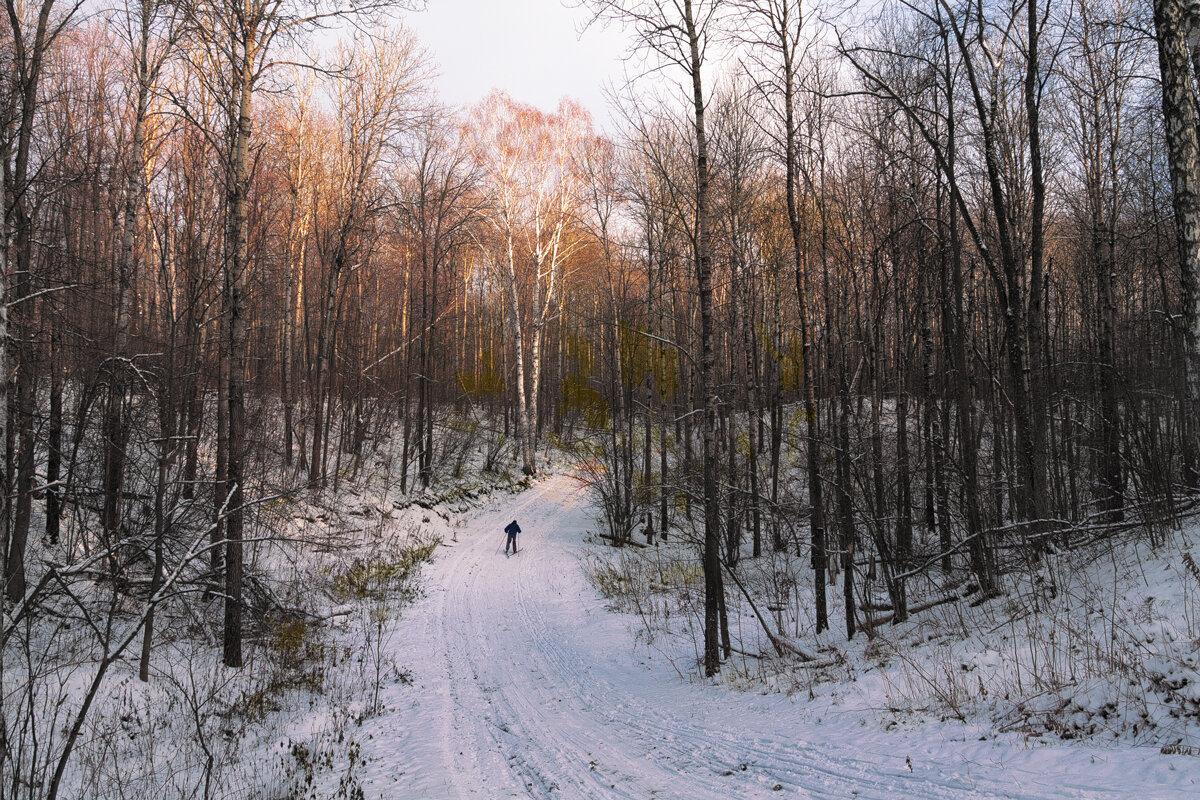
top-left (468, 91), bottom-right (589, 476)
top-left (1153, 0), bottom-right (1200, 489)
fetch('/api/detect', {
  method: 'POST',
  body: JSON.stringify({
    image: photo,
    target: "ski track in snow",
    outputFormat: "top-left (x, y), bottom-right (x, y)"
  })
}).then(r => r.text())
top-left (356, 474), bottom-right (1199, 799)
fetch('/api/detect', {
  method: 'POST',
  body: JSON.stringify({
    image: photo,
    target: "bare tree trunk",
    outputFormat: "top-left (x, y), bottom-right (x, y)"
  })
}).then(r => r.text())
top-left (502, 252), bottom-right (532, 474)
top-left (4, 0), bottom-right (68, 604)
top-left (416, 234), bottom-right (431, 486)
top-left (310, 251), bottom-right (343, 488)
top-left (1025, 0), bottom-right (1051, 525)
top-left (283, 223), bottom-right (306, 470)
top-left (141, 278), bottom-right (178, 682)
top-left (835, 387), bottom-right (856, 638)
top-left (1094, 182), bottom-right (1124, 519)
top-left (181, 238), bottom-right (204, 501)
top-left (1154, 0), bottom-right (1200, 490)
top-left (526, 319), bottom-right (543, 475)
top-left (767, 1), bottom-right (828, 632)
top-left (671, 0), bottom-right (723, 677)
top-left (102, 0), bottom-right (153, 575)
top-left (45, 331), bottom-right (62, 545)
top-left (0, 212), bottom-right (8, 603)
top-left (421, 249), bottom-right (439, 488)
top-left (222, 64), bottom-right (254, 669)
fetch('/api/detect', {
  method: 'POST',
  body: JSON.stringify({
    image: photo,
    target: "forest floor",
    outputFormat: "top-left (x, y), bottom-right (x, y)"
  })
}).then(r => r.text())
top-left (351, 471), bottom-right (1200, 799)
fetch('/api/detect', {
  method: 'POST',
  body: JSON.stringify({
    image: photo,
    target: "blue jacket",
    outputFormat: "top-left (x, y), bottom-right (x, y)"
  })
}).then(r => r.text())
top-left (505, 521), bottom-right (521, 536)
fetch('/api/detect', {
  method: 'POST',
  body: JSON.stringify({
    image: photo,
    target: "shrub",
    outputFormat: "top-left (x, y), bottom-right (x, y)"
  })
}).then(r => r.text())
top-left (331, 542), bottom-right (438, 601)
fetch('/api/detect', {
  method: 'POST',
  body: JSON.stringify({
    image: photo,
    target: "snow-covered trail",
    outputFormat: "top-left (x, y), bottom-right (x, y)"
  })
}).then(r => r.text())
top-left (358, 474), bottom-right (1197, 799)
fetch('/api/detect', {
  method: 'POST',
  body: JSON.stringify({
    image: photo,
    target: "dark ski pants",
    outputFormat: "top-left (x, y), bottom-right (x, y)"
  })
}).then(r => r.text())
top-left (506, 533), bottom-right (518, 554)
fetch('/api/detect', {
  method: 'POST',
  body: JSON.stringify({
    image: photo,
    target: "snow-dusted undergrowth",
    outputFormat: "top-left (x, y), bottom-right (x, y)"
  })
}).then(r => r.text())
top-left (15, 481), bottom-right (448, 800)
top-left (585, 518), bottom-right (1200, 749)
top-left (13, 427), bottom-right (1199, 799)
top-left (2, 411), bottom-right (541, 800)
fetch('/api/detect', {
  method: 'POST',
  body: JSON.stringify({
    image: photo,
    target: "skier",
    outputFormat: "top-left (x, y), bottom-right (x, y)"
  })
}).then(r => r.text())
top-left (504, 519), bottom-right (521, 555)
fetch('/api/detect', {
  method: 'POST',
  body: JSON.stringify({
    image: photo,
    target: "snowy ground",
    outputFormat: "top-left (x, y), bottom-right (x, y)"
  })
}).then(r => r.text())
top-left (353, 473), bottom-right (1200, 799)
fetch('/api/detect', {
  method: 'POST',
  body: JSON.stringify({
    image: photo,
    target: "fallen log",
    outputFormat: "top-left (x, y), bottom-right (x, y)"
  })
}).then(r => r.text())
top-left (723, 562), bottom-right (818, 662)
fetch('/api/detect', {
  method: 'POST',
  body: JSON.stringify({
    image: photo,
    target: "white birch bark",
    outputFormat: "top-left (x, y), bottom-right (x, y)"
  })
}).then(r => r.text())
top-left (1155, 0), bottom-right (1200, 485)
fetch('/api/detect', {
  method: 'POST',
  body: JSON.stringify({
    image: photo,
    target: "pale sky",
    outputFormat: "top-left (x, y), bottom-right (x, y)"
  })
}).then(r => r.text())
top-left (405, 1), bottom-right (632, 124)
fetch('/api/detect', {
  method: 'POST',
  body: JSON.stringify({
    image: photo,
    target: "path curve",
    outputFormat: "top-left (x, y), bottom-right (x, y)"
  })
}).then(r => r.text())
top-left (358, 474), bottom-right (1196, 799)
